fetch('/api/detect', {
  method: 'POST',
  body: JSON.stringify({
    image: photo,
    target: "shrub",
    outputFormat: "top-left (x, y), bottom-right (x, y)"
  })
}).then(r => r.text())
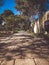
top-left (14, 30), bottom-right (19, 33)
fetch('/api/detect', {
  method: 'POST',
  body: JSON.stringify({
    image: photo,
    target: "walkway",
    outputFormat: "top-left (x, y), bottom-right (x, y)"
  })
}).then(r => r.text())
top-left (0, 31), bottom-right (49, 65)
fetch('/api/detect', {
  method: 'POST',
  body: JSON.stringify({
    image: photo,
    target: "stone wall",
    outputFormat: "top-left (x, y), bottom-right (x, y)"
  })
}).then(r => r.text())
top-left (42, 11), bottom-right (49, 28)
top-left (31, 11), bottom-right (49, 33)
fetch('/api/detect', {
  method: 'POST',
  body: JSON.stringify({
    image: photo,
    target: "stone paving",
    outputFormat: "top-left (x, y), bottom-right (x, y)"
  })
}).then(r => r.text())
top-left (0, 31), bottom-right (49, 65)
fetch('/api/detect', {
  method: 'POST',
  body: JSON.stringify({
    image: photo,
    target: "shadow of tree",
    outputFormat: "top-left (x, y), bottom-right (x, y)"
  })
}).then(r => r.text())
top-left (0, 34), bottom-right (49, 61)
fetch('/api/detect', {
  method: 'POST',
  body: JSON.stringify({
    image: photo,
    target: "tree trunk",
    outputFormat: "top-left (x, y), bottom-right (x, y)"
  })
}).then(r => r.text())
top-left (34, 22), bottom-right (37, 33)
top-left (34, 19), bottom-right (40, 33)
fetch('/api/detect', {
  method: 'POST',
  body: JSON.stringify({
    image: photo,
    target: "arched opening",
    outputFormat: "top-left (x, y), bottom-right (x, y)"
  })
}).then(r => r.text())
top-left (44, 20), bottom-right (49, 32)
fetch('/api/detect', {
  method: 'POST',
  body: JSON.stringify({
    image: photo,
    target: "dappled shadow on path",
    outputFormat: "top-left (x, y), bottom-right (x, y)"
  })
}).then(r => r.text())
top-left (0, 34), bottom-right (49, 61)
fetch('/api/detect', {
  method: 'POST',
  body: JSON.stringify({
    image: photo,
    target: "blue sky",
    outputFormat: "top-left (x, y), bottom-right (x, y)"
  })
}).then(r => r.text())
top-left (0, 0), bottom-right (20, 15)
top-left (0, 0), bottom-right (49, 15)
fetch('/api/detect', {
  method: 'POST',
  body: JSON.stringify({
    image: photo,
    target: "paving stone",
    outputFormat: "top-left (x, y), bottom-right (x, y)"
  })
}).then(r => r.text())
top-left (1, 60), bottom-right (6, 65)
top-left (15, 59), bottom-right (35, 65)
top-left (6, 60), bottom-right (14, 65)
top-left (35, 58), bottom-right (49, 65)
top-left (0, 61), bottom-right (2, 65)
top-left (15, 59), bottom-right (24, 65)
top-left (24, 59), bottom-right (35, 65)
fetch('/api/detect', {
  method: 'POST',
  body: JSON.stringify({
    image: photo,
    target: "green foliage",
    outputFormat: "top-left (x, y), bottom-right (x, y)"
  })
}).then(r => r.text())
top-left (15, 0), bottom-right (47, 16)
top-left (2, 10), bottom-right (14, 17)
top-left (14, 29), bottom-right (19, 33)
top-left (0, 9), bottom-right (30, 31)
top-left (27, 30), bottom-right (32, 33)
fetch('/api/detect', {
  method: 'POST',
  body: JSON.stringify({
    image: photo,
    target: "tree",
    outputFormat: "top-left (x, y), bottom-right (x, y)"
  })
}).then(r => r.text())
top-left (15, 0), bottom-right (48, 33)
top-left (0, 16), bottom-right (5, 30)
top-left (14, 14), bottom-right (30, 30)
top-left (2, 10), bottom-right (14, 17)
top-left (0, 16), bottom-right (3, 24)
top-left (1, 10), bottom-right (14, 31)
top-left (15, 0), bottom-right (47, 16)
top-left (4, 15), bottom-right (15, 31)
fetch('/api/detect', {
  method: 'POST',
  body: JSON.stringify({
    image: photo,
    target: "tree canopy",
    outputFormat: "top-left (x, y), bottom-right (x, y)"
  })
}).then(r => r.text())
top-left (15, 0), bottom-right (47, 16)
top-left (2, 10), bottom-right (14, 17)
